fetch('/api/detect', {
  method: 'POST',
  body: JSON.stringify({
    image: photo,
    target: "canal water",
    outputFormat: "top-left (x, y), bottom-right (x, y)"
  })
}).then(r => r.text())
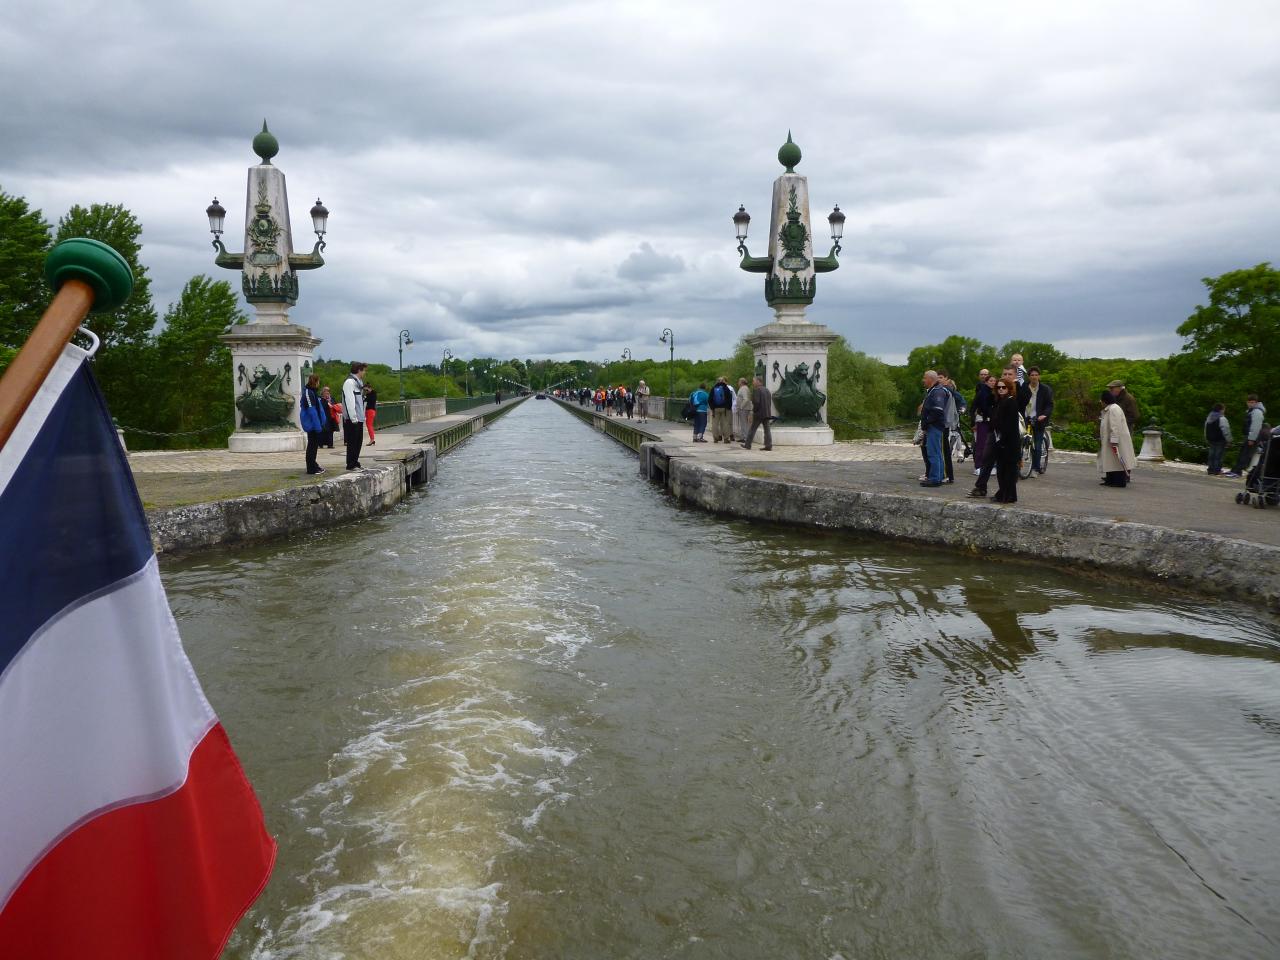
top-left (164, 400), bottom-right (1280, 960)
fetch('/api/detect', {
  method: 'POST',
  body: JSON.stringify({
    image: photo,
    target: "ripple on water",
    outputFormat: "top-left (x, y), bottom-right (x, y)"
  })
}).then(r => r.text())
top-left (162, 401), bottom-right (1280, 960)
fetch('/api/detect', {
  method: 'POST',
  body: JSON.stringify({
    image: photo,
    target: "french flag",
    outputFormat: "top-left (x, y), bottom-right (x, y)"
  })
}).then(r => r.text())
top-left (0, 343), bottom-right (276, 957)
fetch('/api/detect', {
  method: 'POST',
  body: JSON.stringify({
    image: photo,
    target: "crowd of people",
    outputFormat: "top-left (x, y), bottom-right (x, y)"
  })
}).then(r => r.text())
top-left (913, 351), bottom-right (1269, 504)
top-left (573, 381), bottom-right (651, 421)
top-left (1207, 395), bottom-right (1268, 479)
top-left (299, 361), bottom-right (378, 474)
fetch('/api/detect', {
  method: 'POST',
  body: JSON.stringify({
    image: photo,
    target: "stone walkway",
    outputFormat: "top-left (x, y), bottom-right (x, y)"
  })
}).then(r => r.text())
top-left (563, 404), bottom-right (1280, 549)
top-left (129, 399), bottom-right (519, 509)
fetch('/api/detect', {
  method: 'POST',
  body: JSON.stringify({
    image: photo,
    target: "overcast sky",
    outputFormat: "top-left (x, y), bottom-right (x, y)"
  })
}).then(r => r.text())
top-left (2, 0), bottom-right (1277, 366)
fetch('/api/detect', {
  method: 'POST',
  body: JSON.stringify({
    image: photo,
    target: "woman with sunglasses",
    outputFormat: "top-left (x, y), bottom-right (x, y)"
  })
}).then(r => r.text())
top-left (991, 374), bottom-right (1022, 503)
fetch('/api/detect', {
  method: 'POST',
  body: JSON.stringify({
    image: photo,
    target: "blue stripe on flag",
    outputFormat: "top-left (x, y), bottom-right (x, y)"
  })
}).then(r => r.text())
top-left (0, 361), bottom-right (153, 676)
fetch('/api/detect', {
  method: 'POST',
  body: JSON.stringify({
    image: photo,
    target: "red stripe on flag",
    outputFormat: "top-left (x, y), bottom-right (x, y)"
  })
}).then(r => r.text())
top-left (0, 723), bottom-right (276, 959)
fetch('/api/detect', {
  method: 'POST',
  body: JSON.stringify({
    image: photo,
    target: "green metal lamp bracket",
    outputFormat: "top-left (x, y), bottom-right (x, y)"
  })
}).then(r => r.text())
top-left (812, 242), bottom-right (841, 273)
top-left (737, 243), bottom-right (773, 273)
top-left (212, 238), bottom-right (244, 270)
top-left (288, 240), bottom-right (326, 270)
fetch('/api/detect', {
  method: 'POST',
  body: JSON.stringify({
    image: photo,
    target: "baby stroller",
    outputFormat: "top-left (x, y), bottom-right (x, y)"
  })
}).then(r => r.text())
top-left (1235, 429), bottom-right (1279, 508)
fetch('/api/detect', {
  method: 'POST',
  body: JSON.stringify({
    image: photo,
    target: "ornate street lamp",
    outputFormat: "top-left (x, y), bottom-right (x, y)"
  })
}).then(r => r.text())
top-left (659, 327), bottom-right (675, 411)
top-left (397, 329), bottom-right (413, 399)
top-left (621, 347), bottom-right (632, 362)
top-left (442, 348), bottom-right (453, 397)
top-left (208, 121), bottom-right (329, 453)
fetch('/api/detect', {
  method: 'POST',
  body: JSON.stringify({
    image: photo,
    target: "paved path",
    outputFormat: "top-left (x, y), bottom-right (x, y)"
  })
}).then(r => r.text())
top-left (561, 403), bottom-right (1280, 549)
top-left (128, 399), bottom-right (522, 509)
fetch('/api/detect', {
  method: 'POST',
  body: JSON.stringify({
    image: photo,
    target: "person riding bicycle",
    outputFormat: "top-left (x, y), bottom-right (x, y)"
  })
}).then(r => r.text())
top-left (1021, 366), bottom-right (1054, 475)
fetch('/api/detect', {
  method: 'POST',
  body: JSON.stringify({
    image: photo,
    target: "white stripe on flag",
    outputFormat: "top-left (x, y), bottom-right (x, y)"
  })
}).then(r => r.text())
top-left (0, 557), bottom-right (216, 909)
top-left (0, 344), bottom-right (88, 498)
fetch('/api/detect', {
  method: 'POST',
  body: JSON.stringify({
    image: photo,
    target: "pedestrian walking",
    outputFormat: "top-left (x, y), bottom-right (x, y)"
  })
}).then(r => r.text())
top-left (637, 380), bottom-right (650, 421)
top-left (735, 377), bottom-right (752, 440)
top-left (1098, 391), bottom-right (1137, 486)
top-left (364, 386), bottom-right (378, 446)
top-left (741, 376), bottom-right (773, 450)
top-left (690, 382), bottom-right (710, 442)
top-left (708, 377), bottom-right (734, 443)
top-left (1204, 403), bottom-right (1231, 475)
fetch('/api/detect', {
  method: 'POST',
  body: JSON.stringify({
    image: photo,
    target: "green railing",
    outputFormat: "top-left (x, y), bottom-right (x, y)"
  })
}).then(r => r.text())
top-left (432, 421), bottom-right (475, 456)
top-left (552, 397), bottom-right (659, 454)
top-left (374, 400), bottom-right (408, 428)
top-left (431, 395), bottom-right (525, 456)
top-left (445, 395), bottom-right (498, 414)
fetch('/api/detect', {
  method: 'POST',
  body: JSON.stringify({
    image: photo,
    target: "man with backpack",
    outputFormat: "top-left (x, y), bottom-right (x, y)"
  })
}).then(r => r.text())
top-left (708, 376), bottom-right (735, 443)
top-left (1204, 403), bottom-right (1232, 476)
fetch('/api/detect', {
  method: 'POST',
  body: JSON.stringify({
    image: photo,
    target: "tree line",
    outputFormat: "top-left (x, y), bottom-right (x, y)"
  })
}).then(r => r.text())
top-left (2, 185), bottom-right (1271, 456)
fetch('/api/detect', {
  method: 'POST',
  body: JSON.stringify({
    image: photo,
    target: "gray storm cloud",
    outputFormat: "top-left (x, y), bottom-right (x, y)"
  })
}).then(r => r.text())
top-left (2, 0), bottom-right (1277, 366)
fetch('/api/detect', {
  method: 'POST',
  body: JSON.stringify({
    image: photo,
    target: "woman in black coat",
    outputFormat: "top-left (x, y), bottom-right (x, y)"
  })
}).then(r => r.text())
top-left (991, 376), bottom-right (1021, 503)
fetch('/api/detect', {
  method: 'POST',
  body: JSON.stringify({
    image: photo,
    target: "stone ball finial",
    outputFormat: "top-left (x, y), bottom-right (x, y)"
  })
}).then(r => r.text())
top-left (253, 120), bottom-right (279, 164)
top-left (44, 238), bottom-right (134, 312)
top-left (778, 131), bottom-right (801, 173)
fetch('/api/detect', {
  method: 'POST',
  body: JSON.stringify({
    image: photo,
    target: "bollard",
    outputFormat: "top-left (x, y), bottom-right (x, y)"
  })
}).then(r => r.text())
top-left (1137, 423), bottom-right (1165, 462)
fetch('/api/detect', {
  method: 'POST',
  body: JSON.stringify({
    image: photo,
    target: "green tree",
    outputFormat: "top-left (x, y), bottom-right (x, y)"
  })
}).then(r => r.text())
top-left (55, 203), bottom-right (156, 349)
top-left (0, 188), bottom-right (52, 354)
top-left (54, 204), bottom-right (158, 427)
top-left (897, 335), bottom-right (1000, 417)
top-left (142, 276), bottom-right (246, 448)
top-left (998, 340), bottom-right (1069, 373)
top-left (825, 338), bottom-right (901, 439)
top-left (1175, 263), bottom-right (1277, 398)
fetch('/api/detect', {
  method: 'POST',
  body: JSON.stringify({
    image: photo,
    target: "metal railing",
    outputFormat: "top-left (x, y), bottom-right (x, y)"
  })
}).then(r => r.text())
top-left (445, 395), bottom-right (501, 414)
top-left (374, 400), bottom-right (408, 428)
top-left (430, 394), bottom-right (525, 457)
top-left (552, 396), bottom-right (660, 453)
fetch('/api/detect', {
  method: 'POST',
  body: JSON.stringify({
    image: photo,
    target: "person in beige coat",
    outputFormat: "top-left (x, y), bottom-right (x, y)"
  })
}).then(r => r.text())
top-left (735, 378), bottom-right (752, 440)
top-left (1098, 390), bottom-right (1136, 486)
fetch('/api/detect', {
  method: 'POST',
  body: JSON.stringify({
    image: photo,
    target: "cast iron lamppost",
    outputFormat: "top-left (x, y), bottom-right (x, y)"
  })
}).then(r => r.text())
top-left (621, 347), bottom-right (632, 362)
top-left (659, 327), bottom-right (675, 412)
top-left (397, 329), bottom-right (413, 399)
top-left (206, 121), bottom-right (330, 452)
top-left (442, 348), bottom-right (453, 396)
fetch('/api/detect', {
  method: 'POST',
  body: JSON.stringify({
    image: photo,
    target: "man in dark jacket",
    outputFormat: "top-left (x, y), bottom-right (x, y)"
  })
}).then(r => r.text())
top-left (920, 370), bottom-right (949, 487)
top-left (1022, 366), bottom-right (1054, 474)
top-left (741, 376), bottom-right (773, 450)
top-left (1108, 380), bottom-right (1139, 429)
top-left (1204, 403), bottom-right (1231, 475)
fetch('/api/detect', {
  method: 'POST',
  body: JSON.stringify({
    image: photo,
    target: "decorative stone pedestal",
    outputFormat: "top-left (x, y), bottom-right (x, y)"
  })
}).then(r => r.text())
top-left (745, 319), bottom-right (838, 446)
top-left (221, 322), bottom-right (321, 453)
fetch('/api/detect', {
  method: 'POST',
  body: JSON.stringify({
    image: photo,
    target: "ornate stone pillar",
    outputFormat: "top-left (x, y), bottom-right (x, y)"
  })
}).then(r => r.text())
top-left (736, 134), bottom-right (843, 446)
top-left (210, 123), bottom-right (327, 453)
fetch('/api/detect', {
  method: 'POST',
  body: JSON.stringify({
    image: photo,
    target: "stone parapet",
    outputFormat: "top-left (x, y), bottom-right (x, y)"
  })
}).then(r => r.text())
top-left (656, 451), bottom-right (1280, 611)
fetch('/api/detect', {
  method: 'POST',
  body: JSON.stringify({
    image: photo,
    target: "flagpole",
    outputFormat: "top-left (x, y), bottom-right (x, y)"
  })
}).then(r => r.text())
top-left (0, 239), bottom-right (133, 452)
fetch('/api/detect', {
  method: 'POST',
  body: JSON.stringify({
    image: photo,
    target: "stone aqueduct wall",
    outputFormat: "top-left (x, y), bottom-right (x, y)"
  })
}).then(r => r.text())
top-left (647, 446), bottom-right (1280, 611)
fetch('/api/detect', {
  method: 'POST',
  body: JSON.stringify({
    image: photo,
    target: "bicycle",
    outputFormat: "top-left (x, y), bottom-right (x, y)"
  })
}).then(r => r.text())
top-left (1019, 419), bottom-right (1053, 478)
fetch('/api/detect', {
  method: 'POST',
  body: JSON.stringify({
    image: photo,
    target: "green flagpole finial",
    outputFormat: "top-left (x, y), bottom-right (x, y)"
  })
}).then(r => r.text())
top-left (45, 238), bottom-right (134, 312)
